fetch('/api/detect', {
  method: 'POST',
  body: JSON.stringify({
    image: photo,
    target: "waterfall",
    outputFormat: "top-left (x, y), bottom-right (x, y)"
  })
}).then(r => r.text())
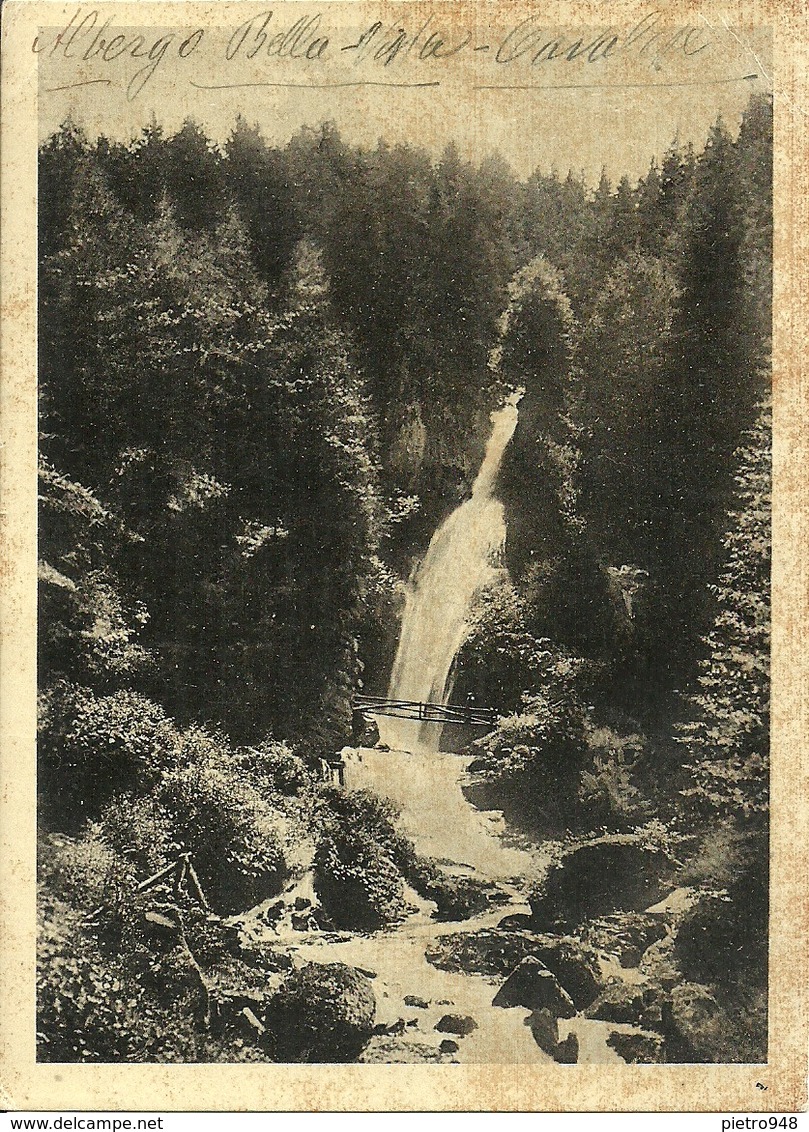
top-left (378, 393), bottom-right (520, 753)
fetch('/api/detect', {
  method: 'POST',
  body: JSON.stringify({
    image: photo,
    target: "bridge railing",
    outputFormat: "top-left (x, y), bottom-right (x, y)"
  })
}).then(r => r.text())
top-left (353, 693), bottom-right (496, 727)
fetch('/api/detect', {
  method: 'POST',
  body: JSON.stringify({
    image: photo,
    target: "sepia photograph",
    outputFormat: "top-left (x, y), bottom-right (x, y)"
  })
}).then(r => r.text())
top-left (1, 0), bottom-right (806, 1113)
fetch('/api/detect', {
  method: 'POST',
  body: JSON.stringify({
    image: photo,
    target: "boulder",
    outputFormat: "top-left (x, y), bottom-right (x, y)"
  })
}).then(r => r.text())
top-left (526, 1008), bottom-right (558, 1056)
top-left (638, 933), bottom-right (682, 990)
top-left (607, 1029), bottom-right (665, 1063)
top-left (498, 913), bottom-right (535, 931)
top-left (359, 1037), bottom-right (446, 1063)
top-left (583, 912), bottom-right (669, 968)
top-left (265, 962), bottom-right (376, 1062)
top-left (261, 901), bottom-right (285, 925)
top-left (585, 983), bottom-right (647, 1025)
top-left (660, 982), bottom-right (727, 1063)
top-left (291, 912), bottom-right (317, 932)
top-left (439, 1039), bottom-right (460, 1054)
top-left (555, 1032), bottom-right (579, 1063)
top-left (425, 929), bottom-right (603, 1009)
top-left (530, 835), bottom-right (676, 930)
top-left (237, 939), bottom-right (294, 972)
top-left (435, 1013), bottom-right (478, 1036)
top-left (404, 995), bottom-right (429, 1009)
top-left (310, 906), bottom-right (336, 932)
top-left (492, 957), bottom-right (576, 1018)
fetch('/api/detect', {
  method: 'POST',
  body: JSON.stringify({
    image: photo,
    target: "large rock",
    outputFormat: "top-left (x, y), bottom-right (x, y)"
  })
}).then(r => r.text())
top-left (638, 933), bottom-right (682, 990)
top-left (585, 983), bottom-right (647, 1025)
top-left (492, 957), bottom-right (576, 1018)
top-left (607, 1029), bottom-right (666, 1063)
top-left (530, 835), bottom-right (676, 930)
top-left (425, 929), bottom-right (603, 1008)
top-left (435, 1013), bottom-right (478, 1036)
top-left (265, 962), bottom-right (376, 1062)
top-left (527, 1008), bottom-right (559, 1056)
top-left (554, 1032), bottom-right (580, 1063)
top-left (583, 912), bottom-right (669, 968)
top-left (659, 982), bottom-right (727, 1063)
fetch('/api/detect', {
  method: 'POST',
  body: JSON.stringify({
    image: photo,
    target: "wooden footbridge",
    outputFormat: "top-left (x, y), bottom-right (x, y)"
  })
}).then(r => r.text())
top-left (352, 693), bottom-right (496, 728)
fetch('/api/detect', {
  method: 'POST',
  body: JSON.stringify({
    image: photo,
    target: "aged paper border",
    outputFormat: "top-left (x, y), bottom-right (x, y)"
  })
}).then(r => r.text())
top-left (1, 0), bottom-right (806, 1112)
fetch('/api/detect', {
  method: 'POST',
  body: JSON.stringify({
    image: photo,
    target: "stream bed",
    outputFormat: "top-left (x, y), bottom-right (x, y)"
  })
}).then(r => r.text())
top-left (248, 745), bottom-right (651, 1064)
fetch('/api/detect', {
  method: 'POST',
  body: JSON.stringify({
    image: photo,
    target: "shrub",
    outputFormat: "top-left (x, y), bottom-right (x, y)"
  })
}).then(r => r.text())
top-left (37, 896), bottom-right (163, 1063)
top-left (158, 731), bottom-right (289, 913)
top-left (578, 726), bottom-right (649, 827)
top-left (99, 793), bottom-right (179, 878)
top-left (675, 828), bottom-right (768, 990)
top-left (38, 828), bottom-right (138, 914)
top-left (38, 682), bottom-right (178, 827)
top-left (313, 788), bottom-right (408, 930)
top-left (265, 962), bottom-right (375, 1061)
top-left (232, 740), bottom-right (312, 797)
top-left (466, 691), bottom-right (588, 833)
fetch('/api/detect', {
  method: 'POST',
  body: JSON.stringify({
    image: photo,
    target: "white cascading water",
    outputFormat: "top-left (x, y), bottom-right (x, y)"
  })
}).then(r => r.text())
top-left (377, 393), bottom-right (521, 754)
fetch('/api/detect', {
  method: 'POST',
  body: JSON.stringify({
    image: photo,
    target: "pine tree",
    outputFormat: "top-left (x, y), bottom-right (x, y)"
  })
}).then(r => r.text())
top-left (677, 402), bottom-right (770, 819)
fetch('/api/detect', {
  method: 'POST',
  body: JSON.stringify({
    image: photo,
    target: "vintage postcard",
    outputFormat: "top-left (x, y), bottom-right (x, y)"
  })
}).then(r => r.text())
top-left (0, 0), bottom-right (806, 1113)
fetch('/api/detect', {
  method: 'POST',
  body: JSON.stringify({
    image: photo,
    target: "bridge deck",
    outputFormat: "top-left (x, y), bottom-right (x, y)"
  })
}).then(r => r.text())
top-left (353, 693), bottom-right (496, 727)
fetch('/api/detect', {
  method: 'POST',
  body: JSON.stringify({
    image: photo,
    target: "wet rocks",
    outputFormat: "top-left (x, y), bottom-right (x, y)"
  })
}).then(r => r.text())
top-left (638, 933), bottom-right (682, 990)
top-left (529, 834), bottom-right (676, 930)
top-left (359, 1037), bottom-right (449, 1063)
top-left (585, 983), bottom-right (648, 1025)
top-left (607, 1029), bottom-right (666, 1063)
top-left (525, 1011), bottom-right (579, 1062)
top-left (554, 1032), bottom-right (580, 1063)
top-left (425, 929), bottom-right (603, 1009)
top-left (492, 957), bottom-right (576, 1018)
top-left (435, 1013), bottom-right (478, 1036)
top-left (583, 912), bottom-right (670, 968)
top-left (498, 913), bottom-right (535, 931)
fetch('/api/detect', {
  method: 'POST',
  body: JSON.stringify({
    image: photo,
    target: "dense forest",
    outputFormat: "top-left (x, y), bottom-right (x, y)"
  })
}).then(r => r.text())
top-left (37, 94), bottom-right (771, 1064)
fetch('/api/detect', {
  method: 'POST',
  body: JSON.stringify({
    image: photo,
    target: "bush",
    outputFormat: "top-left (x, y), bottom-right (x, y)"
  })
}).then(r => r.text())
top-left (675, 828), bottom-right (768, 990)
top-left (578, 726), bottom-right (650, 827)
top-left (38, 682), bottom-right (178, 827)
top-left (38, 828), bottom-right (138, 914)
top-left (99, 794), bottom-right (179, 878)
top-left (232, 740), bottom-right (312, 797)
top-left (313, 788), bottom-right (409, 930)
top-left (465, 691), bottom-right (588, 833)
top-left (265, 962), bottom-right (376, 1061)
top-left (158, 742), bottom-right (289, 914)
top-left (37, 896), bottom-right (163, 1063)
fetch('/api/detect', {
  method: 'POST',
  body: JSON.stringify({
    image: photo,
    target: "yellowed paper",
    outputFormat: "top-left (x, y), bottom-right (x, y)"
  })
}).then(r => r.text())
top-left (1, 0), bottom-right (807, 1112)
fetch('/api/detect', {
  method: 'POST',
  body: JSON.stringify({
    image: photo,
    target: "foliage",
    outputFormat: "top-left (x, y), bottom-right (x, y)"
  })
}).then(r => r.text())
top-left (676, 404), bottom-right (771, 819)
top-left (231, 740), bottom-right (312, 797)
top-left (37, 683), bottom-right (177, 827)
top-left (578, 726), bottom-right (650, 828)
top-left (157, 731), bottom-right (290, 913)
top-left (37, 896), bottom-right (162, 1063)
top-left (312, 789), bottom-right (409, 930)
